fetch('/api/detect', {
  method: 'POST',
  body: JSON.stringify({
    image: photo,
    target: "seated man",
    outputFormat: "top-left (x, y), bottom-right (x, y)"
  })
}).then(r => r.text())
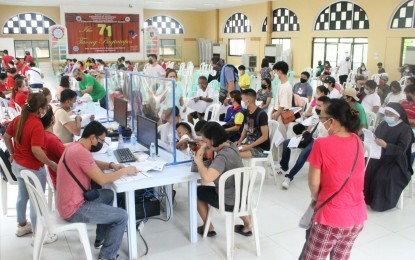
top-left (362, 80), bottom-right (381, 113)
top-left (355, 75), bottom-right (367, 102)
top-left (56, 121), bottom-right (137, 260)
top-left (222, 90), bottom-right (244, 142)
top-left (52, 89), bottom-right (82, 143)
top-left (293, 71), bottom-right (313, 102)
top-left (186, 76), bottom-right (215, 124)
top-left (235, 89), bottom-right (270, 158)
top-left (402, 84), bottom-right (415, 128)
top-left (279, 96), bottom-right (330, 189)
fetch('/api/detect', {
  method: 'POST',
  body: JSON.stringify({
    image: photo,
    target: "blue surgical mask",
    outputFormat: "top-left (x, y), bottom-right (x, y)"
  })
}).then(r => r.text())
top-left (364, 89), bottom-right (370, 95)
top-left (384, 116), bottom-right (397, 126)
top-left (71, 103), bottom-right (76, 110)
top-left (241, 100), bottom-right (247, 109)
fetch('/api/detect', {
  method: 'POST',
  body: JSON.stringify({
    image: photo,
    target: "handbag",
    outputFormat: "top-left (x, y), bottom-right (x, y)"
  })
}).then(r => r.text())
top-left (298, 123), bottom-right (319, 149)
top-left (298, 136), bottom-right (360, 229)
top-left (281, 109), bottom-right (295, 124)
top-left (62, 153), bottom-right (100, 201)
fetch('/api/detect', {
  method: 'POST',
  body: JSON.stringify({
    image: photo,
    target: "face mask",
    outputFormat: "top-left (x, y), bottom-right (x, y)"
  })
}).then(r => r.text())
top-left (40, 111), bottom-right (46, 118)
top-left (261, 84), bottom-right (267, 89)
top-left (300, 78), bottom-right (307, 83)
top-left (148, 59), bottom-right (154, 65)
top-left (361, 67), bottom-right (366, 71)
top-left (241, 100), bottom-right (247, 109)
top-left (315, 108), bottom-right (321, 115)
top-left (405, 69), bottom-right (410, 73)
top-left (384, 116), bottom-right (397, 126)
top-left (407, 96), bottom-right (413, 102)
top-left (71, 103), bottom-right (76, 110)
top-left (90, 141), bottom-right (103, 152)
top-left (76, 77), bottom-right (82, 82)
top-left (364, 89), bottom-right (370, 95)
top-left (323, 118), bottom-right (333, 135)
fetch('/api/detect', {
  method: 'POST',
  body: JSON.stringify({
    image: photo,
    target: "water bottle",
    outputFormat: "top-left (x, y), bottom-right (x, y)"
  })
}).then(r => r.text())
top-left (149, 142), bottom-right (156, 160)
top-left (187, 144), bottom-right (194, 161)
top-left (130, 133), bottom-right (137, 151)
top-left (117, 128), bottom-right (124, 149)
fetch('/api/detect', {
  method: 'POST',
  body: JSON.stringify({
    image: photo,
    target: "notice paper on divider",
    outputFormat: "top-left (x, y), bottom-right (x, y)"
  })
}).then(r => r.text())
top-left (363, 129), bottom-right (382, 159)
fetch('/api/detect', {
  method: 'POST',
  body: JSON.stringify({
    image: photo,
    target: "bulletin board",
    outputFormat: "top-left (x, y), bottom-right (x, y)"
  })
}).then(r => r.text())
top-left (65, 13), bottom-right (140, 54)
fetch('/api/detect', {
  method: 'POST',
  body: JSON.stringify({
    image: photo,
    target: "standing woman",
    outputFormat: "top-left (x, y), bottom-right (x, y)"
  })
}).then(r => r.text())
top-left (256, 78), bottom-right (273, 112)
top-left (4, 93), bottom-right (58, 241)
top-left (260, 58), bottom-right (274, 81)
top-left (301, 99), bottom-right (366, 259)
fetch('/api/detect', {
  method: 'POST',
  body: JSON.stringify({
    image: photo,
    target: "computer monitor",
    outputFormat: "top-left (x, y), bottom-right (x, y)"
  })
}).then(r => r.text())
top-left (137, 115), bottom-right (158, 155)
top-left (114, 97), bottom-right (128, 128)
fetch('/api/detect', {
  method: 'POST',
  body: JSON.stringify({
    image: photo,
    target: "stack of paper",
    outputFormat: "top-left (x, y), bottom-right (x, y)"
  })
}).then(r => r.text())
top-left (363, 129), bottom-right (381, 159)
top-left (130, 161), bottom-right (166, 172)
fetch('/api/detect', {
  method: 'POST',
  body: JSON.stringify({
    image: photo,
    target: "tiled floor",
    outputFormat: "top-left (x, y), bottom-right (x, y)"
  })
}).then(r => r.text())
top-left (2, 169), bottom-right (415, 260)
top-left (2, 65), bottom-right (415, 259)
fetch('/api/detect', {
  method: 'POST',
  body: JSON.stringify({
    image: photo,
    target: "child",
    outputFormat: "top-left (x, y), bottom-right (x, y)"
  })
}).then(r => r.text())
top-left (176, 122), bottom-right (192, 150)
top-left (238, 65), bottom-right (250, 91)
top-left (10, 77), bottom-right (29, 109)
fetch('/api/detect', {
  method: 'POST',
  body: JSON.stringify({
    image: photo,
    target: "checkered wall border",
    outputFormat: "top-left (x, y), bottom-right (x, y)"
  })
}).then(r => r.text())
top-left (2, 13), bottom-right (56, 34)
top-left (314, 1), bottom-right (369, 31)
top-left (261, 8), bottom-right (300, 32)
top-left (390, 0), bottom-right (415, 29)
top-left (144, 16), bottom-right (184, 34)
top-left (224, 13), bottom-right (251, 34)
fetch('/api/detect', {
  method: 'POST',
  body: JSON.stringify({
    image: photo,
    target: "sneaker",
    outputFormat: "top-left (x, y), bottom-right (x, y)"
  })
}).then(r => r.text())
top-left (16, 222), bottom-right (32, 237)
top-left (31, 233), bottom-right (58, 246)
top-left (275, 163), bottom-right (286, 175)
top-left (98, 254), bottom-right (129, 260)
top-left (282, 177), bottom-right (291, 189)
top-left (94, 239), bottom-right (104, 249)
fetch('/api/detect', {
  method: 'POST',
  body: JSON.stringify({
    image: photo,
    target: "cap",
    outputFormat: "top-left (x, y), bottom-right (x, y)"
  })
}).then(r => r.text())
top-left (343, 87), bottom-right (359, 101)
top-left (323, 76), bottom-right (335, 85)
top-left (380, 74), bottom-right (389, 81)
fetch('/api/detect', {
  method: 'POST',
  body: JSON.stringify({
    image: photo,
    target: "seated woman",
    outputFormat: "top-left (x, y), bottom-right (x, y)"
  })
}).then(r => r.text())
top-left (383, 80), bottom-right (405, 105)
top-left (256, 78), bottom-right (272, 112)
top-left (223, 90), bottom-right (244, 142)
top-left (196, 122), bottom-right (252, 237)
top-left (303, 85), bottom-right (328, 118)
top-left (364, 103), bottom-right (414, 212)
top-left (10, 77), bottom-right (30, 109)
top-left (56, 75), bottom-right (70, 100)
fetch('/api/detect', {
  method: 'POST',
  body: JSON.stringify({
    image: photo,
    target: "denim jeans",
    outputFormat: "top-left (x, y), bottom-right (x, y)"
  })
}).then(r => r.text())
top-left (12, 161), bottom-right (46, 231)
top-left (65, 189), bottom-right (128, 260)
top-left (279, 139), bottom-right (314, 180)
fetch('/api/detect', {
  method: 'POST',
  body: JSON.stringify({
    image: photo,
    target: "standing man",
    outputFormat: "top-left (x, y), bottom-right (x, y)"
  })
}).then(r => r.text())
top-left (210, 57), bottom-right (240, 105)
top-left (271, 61), bottom-right (293, 138)
top-left (293, 71), bottom-right (313, 102)
top-left (73, 68), bottom-right (107, 108)
top-left (26, 61), bottom-right (44, 89)
top-left (1, 50), bottom-right (14, 71)
top-left (336, 56), bottom-right (351, 85)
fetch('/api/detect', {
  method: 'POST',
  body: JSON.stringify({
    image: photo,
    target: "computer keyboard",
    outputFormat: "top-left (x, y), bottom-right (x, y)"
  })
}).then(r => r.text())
top-left (114, 148), bottom-right (137, 163)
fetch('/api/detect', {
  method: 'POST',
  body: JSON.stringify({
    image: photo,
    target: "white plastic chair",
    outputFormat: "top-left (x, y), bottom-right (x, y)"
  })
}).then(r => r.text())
top-left (365, 111), bottom-right (377, 132)
top-left (203, 166), bottom-right (266, 260)
top-left (244, 121), bottom-right (279, 183)
top-left (204, 103), bottom-right (221, 121)
top-left (20, 170), bottom-right (93, 260)
top-left (45, 166), bottom-right (55, 211)
top-left (14, 103), bottom-right (22, 113)
top-left (6, 107), bottom-right (18, 119)
top-left (0, 148), bottom-right (17, 216)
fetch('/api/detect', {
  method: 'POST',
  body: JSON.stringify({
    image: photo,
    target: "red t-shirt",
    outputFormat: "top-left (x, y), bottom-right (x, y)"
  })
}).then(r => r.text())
top-left (0, 82), bottom-right (6, 98)
top-left (6, 114), bottom-right (45, 170)
top-left (307, 134), bottom-right (367, 228)
top-left (24, 55), bottom-right (34, 63)
top-left (6, 75), bottom-right (14, 90)
top-left (44, 131), bottom-right (65, 189)
top-left (22, 65), bottom-right (29, 78)
top-left (11, 91), bottom-right (28, 109)
top-left (2, 55), bottom-right (14, 69)
top-left (56, 142), bottom-right (98, 219)
top-left (401, 100), bottom-right (415, 127)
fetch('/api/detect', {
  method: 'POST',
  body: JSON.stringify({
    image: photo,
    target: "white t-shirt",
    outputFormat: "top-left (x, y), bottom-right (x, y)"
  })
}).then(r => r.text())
top-left (362, 93), bottom-right (381, 112)
top-left (274, 81), bottom-right (292, 110)
top-left (195, 85), bottom-right (215, 100)
top-left (144, 64), bottom-right (165, 78)
top-left (328, 88), bottom-right (342, 99)
top-left (26, 67), bottom-right (43, 84)
top-left (337, 60), bottom-right (351, 76)
top-left (385, 92), bottom-right (405, 104)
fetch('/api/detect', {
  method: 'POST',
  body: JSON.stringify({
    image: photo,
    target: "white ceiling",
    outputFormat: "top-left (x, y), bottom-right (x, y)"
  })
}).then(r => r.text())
top-left (0, 0), bottom-right (270, 11)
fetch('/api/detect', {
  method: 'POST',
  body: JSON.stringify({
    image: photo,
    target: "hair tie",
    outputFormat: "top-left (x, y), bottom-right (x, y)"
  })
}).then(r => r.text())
top-left (25, 102), bottom-right (30, 108)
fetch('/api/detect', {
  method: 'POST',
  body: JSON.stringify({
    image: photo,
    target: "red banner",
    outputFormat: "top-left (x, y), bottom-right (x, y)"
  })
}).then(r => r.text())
top-left (65, 13), bottom-right (140, 54)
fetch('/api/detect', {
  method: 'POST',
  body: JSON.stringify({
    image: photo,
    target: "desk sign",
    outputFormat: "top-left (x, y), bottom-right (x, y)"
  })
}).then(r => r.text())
top-left (65, 13), bottom-right (140, 54)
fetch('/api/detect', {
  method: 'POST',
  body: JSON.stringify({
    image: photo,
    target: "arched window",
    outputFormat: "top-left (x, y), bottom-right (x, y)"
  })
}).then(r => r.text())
top-left (390, 0), bottom-right (415, 29)
top-left (262, 8), bottom-right (300, 32)
top-left (144, 16), bottom-right (184, 34)
top-left (224, 13), bottom-right (251, 33)
top-left (314, 1), bottom-right (369, 31)
top-left (2, 13), bottom-right (56, 34)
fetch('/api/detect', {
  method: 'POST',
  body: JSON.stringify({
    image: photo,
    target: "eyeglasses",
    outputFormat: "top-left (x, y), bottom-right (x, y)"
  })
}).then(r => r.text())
top-left (96, 136), bottom-right (108, 145)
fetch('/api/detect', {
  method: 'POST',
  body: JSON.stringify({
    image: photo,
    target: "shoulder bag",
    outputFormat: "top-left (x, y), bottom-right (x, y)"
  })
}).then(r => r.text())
top-left (298, 123), bottom-right (319, 149)
top-left (299, 135), bottom-right (360, 229)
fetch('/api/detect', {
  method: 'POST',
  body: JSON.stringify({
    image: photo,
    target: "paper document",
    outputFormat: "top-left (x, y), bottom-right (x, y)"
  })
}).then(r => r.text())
top-left (289, 107), bottom-right (303, 114)
top-left (130, 161), bottom-right (166, 172)
top-left (363, 129), bottom-right (382, 159)
top-left (288, 136), bottom-right (302, 148)
top-left (114, 173), bottom-right (148, 184)
top-left (91, 137), bottom-right (114, 154)
top-left (187, 100), bottom-right (209, 113)
top-left (70, 114), bottom-right (93, 127)
top-left (217, 121), bottom-right (227, 126)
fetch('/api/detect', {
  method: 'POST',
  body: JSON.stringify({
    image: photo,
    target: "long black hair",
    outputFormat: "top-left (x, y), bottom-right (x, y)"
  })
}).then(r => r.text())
top-left (325, 99), bottom-right (360, 134)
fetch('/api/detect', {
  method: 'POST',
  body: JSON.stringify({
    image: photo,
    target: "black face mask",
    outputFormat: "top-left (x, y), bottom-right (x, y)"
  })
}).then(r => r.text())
top-left (76, 77), bottom-right (82, 82)
top-left (300, 78), bottom-right (307, 83)
top-left (148, 59), bottom-right (154, 65)
top-left (315, 109), bottom-right (321, 115)
top-left (261, 84), bottom-right (267, 89)
top-left (90, 142), bottom-right (103, 152)
top-left (407, 96), bottom-right (413, 102)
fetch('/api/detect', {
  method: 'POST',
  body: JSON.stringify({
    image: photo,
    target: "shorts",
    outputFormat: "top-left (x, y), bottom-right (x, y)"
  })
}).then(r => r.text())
top-left (197, 185), bottom-right (234, 212)
top-left (189, 111), bottom-right (204, 119)
top-left (249, 146), bottom-right (268, 158)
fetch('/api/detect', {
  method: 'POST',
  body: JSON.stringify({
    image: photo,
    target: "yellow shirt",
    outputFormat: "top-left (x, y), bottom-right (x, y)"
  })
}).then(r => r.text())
top-left (238, 74), bottom-right (250, 90)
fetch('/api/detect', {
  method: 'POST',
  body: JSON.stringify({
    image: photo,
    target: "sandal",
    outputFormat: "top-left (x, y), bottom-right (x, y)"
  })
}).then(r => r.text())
top-left (197, 225), bottom-right (216, 237)
top-left (234, 225), bottom-right (252, 236)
